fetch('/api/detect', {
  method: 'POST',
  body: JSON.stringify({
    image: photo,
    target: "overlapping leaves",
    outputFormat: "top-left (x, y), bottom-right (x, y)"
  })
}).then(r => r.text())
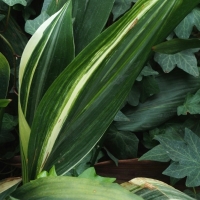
top-left (174, 7), bottom-right (200, 39)
top-left (154, 49), bottom-right (199, 76)
top-left (141, 128), bottom-right (200, 187)
top-left (177, 89), bottom-right (200, 115)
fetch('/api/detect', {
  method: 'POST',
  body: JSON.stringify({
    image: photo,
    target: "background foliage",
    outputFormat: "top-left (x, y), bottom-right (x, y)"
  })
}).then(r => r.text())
top-left (1, 0), bottom-right (200, 199)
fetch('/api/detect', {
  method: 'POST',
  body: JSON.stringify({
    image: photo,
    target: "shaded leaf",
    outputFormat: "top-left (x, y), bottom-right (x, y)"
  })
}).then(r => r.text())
top-left (122, 177), bottom-right (195, 200)
top-left (105, 125), bottom-right (138, 159)
top-left (112, 0), bottom-right (136, 20)
top-left (115, 69), bottom-right (200, 132)
top-left (174, 7), bottom-right (200, 39)
top-left (177, 89), bottom-right (200, 115)
top-left (139, 76), bottom-right (160, 103)
top-left (154, 49), bottom-right (199, 76)
top-left (12, 176), bottom-right (141, 200)
top-left (114, 111), bottom-right (130, 122)
top-left (0, 130), bottom-right (15, 144)
top-left (103, 147), bottom-right (119, 166)
top-left (142, 128), bottom-right (160, 149)
top-left (0, 14), bottom-right (5, 21)
top-left (136, 65), bottom-right (159, 81)
top-left (156, 128), bottom-right (200, 187)
top-left (0, 52), bottom-right (10, 99)
top-left (1, 113), bottom-right (18, 131)
top-left (127, 85), bottom-right (140, 106)
top-left (153, 38), bottom-right (200, 54)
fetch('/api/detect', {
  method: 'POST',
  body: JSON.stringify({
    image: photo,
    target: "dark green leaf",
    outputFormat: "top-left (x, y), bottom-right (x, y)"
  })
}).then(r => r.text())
top-left (127, 85), bottom-right (140, 106)
top-left (184, 189), bottom-right (200, 200)
top-left (0, 130), bottom-right (15, 144)
top-left (142, 128), bottom-right (160, 149)
top-left (136, 65), bottom-right (159, 81)
top-left (156, 128), bottom-right (200, 187)
top-left (72, 0), bottom-right (115, 54)
top-left (139, 76), bottom-right (160, 103)
top-left (105, 125), bottom-right (138, 159)
top-left (153, 38), bottom-right (200, 54)
top-left (115, 69), bottom-right (200, 132)
top-left (0, 17), bottom-right (28, 71)
top-left (112, 0), bottom-right (136, 20)
top-left (114, 111), bottom-right (130, 122)
top-left (1, 113), bottom-right (18, 131)
top-left (0, 53), bottom-right (10, 99)
top-left (177, 89), bottom-right (200, 115)
top-left (103, 147), bottom-right (119, 166)
top-left (154, 49), bottom-right (199, 76)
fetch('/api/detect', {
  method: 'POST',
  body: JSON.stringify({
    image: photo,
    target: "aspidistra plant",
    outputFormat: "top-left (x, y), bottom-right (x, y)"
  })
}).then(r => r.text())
top-left (18, 0), bottom-right (200, 183)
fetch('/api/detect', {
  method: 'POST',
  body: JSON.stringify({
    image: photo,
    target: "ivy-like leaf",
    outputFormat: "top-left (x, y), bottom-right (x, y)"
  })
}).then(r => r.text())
top-left (136, 65), bottom-right (159, 81)
top-left (104, 125), bottom-right (139, 159)
top-left (25, 12), bottom-right (49, 35)
top-left (156, 128), bottom-right (200, 187)
top-left (1, 0), bottom-right (26, 6)
top-left (142, 128), bottom-right (160, 149)
top-left (140, 125), bottom-right (184, 162)
top-left (138, 76), bottom-right (160, 103)
top-left (112, 0), bottom-right (136, 20)
top-left (177, 89), bottom-right (200, 115)
top-left (154, 49), bottom-right (199, 76)
top-left (139, 144), bottom-right (170, 162)
top-left (1, 113), bottom-right (18, 131)
top-left (174, 7), bottom-right (200, 39)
